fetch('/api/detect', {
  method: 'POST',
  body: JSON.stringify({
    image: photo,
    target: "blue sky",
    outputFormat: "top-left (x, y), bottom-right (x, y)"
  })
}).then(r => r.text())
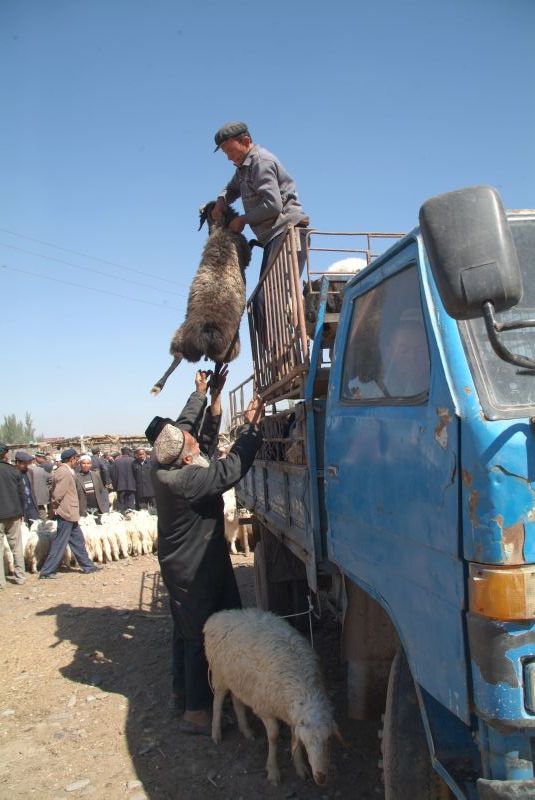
top-left (1, 0), bottom-right (534, 437)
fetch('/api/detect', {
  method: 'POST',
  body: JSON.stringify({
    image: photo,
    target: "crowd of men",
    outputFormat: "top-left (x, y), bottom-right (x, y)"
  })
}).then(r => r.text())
top-left (0, 444), bottom-right (156, 586)
top-left (2, 445), bottom-right (155, 523)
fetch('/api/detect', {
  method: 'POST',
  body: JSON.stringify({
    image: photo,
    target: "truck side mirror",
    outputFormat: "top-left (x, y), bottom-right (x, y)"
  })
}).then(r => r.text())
top-left (419, 185), bottom-right (522, 320)
top-left (420, 186), bottom-right (535, 371)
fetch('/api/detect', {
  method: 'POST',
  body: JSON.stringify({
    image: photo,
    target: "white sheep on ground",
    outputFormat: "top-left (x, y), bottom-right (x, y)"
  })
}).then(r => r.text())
top-left (124, 510), bottom-right (158, 555)
top-left (204, 607), bottom-right (341, 786)
top-left (100, 512), bottom-right (129, 559)
top-left (223, 489), bottom-right (251, 557)
top-left (33, 519), bottom-right (57, 570)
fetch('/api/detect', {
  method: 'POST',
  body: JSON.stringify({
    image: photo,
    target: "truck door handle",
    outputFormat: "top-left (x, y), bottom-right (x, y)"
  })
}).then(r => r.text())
top-left (327, 465), bottom-right (339, 477)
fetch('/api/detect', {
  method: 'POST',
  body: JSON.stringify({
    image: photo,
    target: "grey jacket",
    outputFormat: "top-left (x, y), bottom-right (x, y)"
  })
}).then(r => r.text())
top-left (218, 145), bottom-right (307, 246)
top-left (28, 464), bottom-right (51, 506)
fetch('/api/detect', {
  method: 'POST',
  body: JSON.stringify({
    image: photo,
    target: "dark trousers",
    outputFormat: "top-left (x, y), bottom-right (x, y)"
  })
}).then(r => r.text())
top-left (117, 490), bottom-right (136, 513)
top-left (163, 545), bottom-right (241, 712)
top-left (40, 517), bottom-right (95, 576)
top-left (137, 497), bottom-right (154, 511)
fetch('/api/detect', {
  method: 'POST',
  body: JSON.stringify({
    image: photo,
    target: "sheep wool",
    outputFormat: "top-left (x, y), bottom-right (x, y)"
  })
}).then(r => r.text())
top-left (204, 607), bottom-right (340, 786)
top-left (170, 203), bottom-right (251, 364)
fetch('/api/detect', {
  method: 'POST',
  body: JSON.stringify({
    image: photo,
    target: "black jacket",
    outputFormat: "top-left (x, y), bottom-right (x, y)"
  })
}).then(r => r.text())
top-left (91, 455), bottom-right (111, 487)
top-left (132, 459), bottom-right (154, 499)
top-left (0, 461), bottom-right (24, 520)
top-left (152, 391), bottom-right (262, 590)
top-left (113, 455), bottom-right (136, 492)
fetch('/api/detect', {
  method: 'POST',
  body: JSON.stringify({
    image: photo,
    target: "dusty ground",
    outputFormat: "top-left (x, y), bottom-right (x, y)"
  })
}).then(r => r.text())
top-left (0, 553), bottom-right (382, 800)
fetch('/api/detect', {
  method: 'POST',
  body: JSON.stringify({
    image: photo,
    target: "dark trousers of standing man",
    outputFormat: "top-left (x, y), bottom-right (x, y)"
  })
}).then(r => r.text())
top-left (117, 490), bottom-right (136, 513)
top-left (40, 516), bottom-right (95, 576)
top-left (163, 541), bottom-right (241, 712)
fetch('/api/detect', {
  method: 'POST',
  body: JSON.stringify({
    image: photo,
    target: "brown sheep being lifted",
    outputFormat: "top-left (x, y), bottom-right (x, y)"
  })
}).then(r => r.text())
top-left (151, 202), bottom-right (252, 395)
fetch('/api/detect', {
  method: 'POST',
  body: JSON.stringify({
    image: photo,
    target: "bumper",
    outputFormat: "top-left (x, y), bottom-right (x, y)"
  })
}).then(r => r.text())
top-left (478, 778), bottom-right (535, 799)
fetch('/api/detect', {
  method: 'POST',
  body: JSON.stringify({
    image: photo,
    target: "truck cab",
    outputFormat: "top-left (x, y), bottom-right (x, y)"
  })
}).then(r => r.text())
top-left (231, 187), bottom-right (535, 799)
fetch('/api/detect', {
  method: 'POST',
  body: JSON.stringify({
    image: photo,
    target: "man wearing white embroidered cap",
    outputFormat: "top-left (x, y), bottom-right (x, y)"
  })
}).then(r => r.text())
top-left (149, 368), bottom-right (263, 735)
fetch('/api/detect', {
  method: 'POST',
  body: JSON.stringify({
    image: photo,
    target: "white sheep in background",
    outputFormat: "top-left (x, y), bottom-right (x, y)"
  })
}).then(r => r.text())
top-left (100, 512), bottom-right (129, 559)
top-left (108, 491), bottom-right (118, 511)
top-left (23, 522), bottom-right (39, 573)
top-left (223, 489), bottom-right (251, 557)
top-left (3, 535), bottom-right (14, 576)
top-left (34, 519), bottom-right (57, 570)
top-left (204, 608), bottom-right (341, 787)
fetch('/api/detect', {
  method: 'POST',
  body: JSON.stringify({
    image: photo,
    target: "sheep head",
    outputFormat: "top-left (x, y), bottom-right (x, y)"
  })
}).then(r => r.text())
top-left (198, 200), bottom-right (240, 234)
top-left (293, 701), bottom-right (341, 786)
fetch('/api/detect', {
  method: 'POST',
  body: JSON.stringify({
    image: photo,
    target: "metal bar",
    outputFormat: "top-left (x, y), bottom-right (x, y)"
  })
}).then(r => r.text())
top-left (288, 227), bottom-right (309, 365)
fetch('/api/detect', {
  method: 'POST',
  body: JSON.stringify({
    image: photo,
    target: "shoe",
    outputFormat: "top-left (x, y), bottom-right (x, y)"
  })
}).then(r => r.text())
top-left (14, 577), bottom-right (26, 585)
top-left (178, 718), bottom-right (212, 737)
top-left (39, 573), bottom-right (57, 580)
top-left (170, 693), bottom-right (186, 715)
top-left (83, 565), bottom-right (104, 573)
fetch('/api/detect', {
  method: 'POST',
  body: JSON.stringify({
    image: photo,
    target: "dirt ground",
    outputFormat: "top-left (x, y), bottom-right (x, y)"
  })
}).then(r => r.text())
top-left (0, 552), bottom-right (383, 800)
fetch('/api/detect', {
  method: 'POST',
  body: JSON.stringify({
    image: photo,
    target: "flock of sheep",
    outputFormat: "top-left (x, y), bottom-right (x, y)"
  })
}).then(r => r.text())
top-left (3, 492), bottom-right (249, 577)
top-left (4, 509), bottom-right (159, 575)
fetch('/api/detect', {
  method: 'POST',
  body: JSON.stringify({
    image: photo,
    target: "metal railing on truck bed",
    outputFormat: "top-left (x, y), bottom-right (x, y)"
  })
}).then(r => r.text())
top-left (231, 226), bottom-right (404, 425)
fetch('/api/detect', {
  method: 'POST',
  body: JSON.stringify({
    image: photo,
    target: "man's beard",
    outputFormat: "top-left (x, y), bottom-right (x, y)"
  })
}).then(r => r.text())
top-left (190, 453), bottom-right (210, 468)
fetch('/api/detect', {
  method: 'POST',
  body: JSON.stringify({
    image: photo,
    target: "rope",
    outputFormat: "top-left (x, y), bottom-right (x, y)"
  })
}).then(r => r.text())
top-left (280, 592), bottom-right (317, 649)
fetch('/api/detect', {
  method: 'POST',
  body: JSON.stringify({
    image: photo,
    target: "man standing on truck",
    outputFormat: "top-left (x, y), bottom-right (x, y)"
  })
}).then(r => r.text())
top-left (211, 122), bottom-right (309, 338)
top-left (148, 369), bottom-right (264, 736)
top-left (211, 121), bottom-right (308, 273)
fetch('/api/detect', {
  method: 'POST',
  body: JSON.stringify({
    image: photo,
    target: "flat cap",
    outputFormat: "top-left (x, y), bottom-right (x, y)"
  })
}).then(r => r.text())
top-left (61, 447), bottom-right (78, 462)
top-left (214, 121), bottom-right (249, 152)
top-left (15, 451), bottom-right (34, 463)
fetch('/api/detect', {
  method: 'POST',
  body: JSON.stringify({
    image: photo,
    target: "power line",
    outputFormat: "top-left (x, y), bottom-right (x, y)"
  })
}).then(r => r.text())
top-left (0, 226), bottom-right (190, 288)
top-left (0, 241), bottom-right (189, 299)
top-left (1, 263), bottom-right (184, 312)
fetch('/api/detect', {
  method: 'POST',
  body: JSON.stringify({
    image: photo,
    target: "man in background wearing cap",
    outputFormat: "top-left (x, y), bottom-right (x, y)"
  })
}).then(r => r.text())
top-left (15, 451), bottom-right (41, 524)
top-left (76, 454), bottom-right (109, 519)
top-left (39, 448), bottom-right (100, 579)
top-left (113, 447), bottom-right (136, 513)
top-left (148, 368), bottom-right (263, 735)
top-left (0, 444), bottom-right (26, 587)
top-left (211, 121), bottom-right (308, 278)
top-left (35, 450), bottom-right (53, 474)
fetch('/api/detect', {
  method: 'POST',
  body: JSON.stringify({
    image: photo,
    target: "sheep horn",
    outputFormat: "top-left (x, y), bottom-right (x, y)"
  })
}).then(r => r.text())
top-left (198, 201), bottom-right (216, 231)
top-left (150, 355), bottom-right (183, 395)
top-left (332, 723), bottom-right (350, 749)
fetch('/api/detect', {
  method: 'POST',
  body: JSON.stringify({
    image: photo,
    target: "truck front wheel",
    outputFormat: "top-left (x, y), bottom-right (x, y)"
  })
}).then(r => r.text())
top-left (382, 649), bottom-right (453, 800)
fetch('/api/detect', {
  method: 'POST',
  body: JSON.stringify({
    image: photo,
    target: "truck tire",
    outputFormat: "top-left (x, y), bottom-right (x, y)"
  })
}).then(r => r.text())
top-left (382, 649), bottom-right (453, 800)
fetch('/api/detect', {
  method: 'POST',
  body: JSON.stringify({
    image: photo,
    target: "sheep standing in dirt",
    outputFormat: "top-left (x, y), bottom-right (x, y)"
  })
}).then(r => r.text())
top-left (152, 202), bottom-right (252, 394)
top-left (223, 489), bottom-right (251, 557)
top-left (204, 607), bottom-right (341, 786)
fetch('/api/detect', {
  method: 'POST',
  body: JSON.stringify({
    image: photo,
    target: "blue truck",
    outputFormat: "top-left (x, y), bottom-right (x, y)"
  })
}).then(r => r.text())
top-left (229, 186), bottom-right (535, 799)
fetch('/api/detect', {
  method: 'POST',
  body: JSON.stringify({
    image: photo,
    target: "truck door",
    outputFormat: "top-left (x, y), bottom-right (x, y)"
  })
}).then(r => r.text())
top-left (325, 242), bottom-right (469, 723)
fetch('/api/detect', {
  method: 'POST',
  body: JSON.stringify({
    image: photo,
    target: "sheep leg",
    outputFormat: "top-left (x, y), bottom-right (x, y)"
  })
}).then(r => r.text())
top-left (211, 685), bottom-right (227, 745)
top-left (291, 729), bottom-right (308, 780)
top-left (261, 716), bottom-right (280, 785)
top-left (231, 694), bottom-right (254, 740)
top-left (150, 354), bottom-right (182, 396)
top-left (240, 524), bottom-right (251, 557)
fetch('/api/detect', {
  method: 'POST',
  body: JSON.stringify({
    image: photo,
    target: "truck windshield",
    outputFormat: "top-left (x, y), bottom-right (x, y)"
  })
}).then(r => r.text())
top-left (459, 217), bottom-right (535, 419)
